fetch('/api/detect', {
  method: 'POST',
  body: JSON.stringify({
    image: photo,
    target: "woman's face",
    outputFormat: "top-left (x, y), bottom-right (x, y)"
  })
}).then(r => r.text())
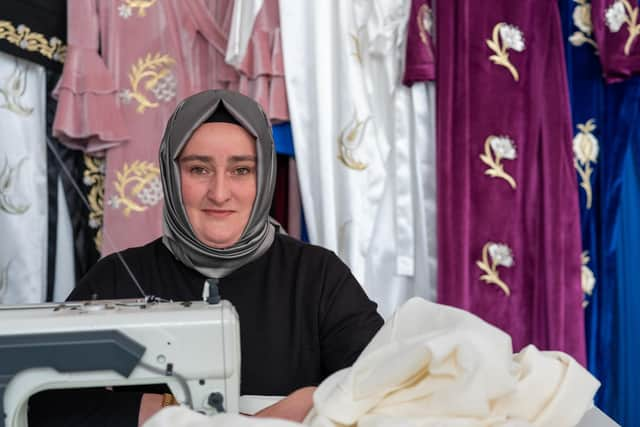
top-left (178, 122), bottom-right (257, 248)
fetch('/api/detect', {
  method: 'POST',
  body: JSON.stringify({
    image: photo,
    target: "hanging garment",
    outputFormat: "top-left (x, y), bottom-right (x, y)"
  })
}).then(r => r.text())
top-left (280, 0), bottom-right (437, 318)
top-left (561, 1), bottom-right (640, 423)
top-left (402, 0), bottom-right (435, 85)
top-left (46, 69), bottom-right (84, 301)
top-left (53, 0), bottom-right (288, 255)
top-left (0, 51), bottom-right (47, 304)
top-left (616, 141), bottom-right (640, 426)
top-left (591, 0), bottom-right (640, 81)
top-left (226, 0), bottom-right (264, 67)
top-left (0, 0), bottom-right (67, 72)
top-left (436, 0), bottom-right (586, 362)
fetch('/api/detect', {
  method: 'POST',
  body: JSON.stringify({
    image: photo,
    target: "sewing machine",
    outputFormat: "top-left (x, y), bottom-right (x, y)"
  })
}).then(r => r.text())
top-left (0, 299), bottom-right (241, 427)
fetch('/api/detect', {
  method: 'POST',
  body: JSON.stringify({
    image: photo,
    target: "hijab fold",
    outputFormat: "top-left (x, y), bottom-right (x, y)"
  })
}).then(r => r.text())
top-left (160, 90), bottom-right (278, 278)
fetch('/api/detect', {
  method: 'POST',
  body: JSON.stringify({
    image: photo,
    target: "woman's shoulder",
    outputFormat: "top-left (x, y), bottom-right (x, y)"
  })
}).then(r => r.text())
top-left (273, 234), bottom-right (344, 263)
top-left (99, 238), bottom-right (169, 265)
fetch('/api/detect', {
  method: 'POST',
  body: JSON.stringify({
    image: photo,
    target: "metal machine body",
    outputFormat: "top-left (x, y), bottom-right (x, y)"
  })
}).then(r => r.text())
top-left (0, 299), bottom-right (240, 427)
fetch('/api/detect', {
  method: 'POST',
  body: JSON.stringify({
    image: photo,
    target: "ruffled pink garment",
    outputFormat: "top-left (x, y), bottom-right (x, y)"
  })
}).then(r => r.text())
top-left (53, 0), bottom-right (129, 153)
top-left (53, 0), bottom-right (288, 256)
top-left (195, 0), bottom-right (289, 122)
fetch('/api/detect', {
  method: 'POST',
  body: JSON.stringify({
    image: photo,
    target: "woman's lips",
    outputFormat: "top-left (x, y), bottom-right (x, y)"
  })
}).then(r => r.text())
top-left (202, 209), bottom-right (234, 218)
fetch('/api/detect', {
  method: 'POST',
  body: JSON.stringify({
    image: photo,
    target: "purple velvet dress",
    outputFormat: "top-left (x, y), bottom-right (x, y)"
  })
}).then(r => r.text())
top-left (436, 0), bottom-right (586, 363)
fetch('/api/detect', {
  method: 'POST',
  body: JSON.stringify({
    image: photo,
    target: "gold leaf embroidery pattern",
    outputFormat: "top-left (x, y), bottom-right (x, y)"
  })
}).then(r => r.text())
top-left (486, 22), bottom-right (525, 82)
top-left (581, 251), bottom-right (595, 308)
top-left (337, 111), bottom-right (370, 171)
top-left (605, 0), bottom-right (640, 55)
top-left (108, 160), bottom-right (162, 216)
top-left (83, 155), bottom-right (105, 251)
top-left (118, 0), bottom-right (157, 18)
top-left (573, 119), bottom-right (598, 209)
top-left (480, 135), bottom-right (517, 189)
top-left (0, 58), bottom-right (34, 116)
top-left (350, 33), bottom-right (362, 64)
top-left (120, 53), bottom-right (176, 114)
top-left (0, 21), bottom-right (66, 63)
top-left (417, 3), bottom-right (433, 46)
top-left (476, 242), bottom-right (513, 296)
top-left (569, 0), bottom-right (599, 51)
top-left (0, 156), bottom-right (30, 215)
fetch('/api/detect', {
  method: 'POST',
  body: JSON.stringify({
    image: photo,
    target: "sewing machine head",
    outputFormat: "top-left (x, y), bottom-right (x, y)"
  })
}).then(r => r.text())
top-left (0, 299), bottom-right (240, 427)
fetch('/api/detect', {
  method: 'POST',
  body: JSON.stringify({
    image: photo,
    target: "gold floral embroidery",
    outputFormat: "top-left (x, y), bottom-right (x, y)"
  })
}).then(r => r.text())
top-left (0, 156), bottom-right (30, 215)
top-left (417, 3), bottom-right (433, 46)
top-left (108, 160), bottom-right (162, 216)
top-left (0, 21), bottom-right (66, 63)
top-left (573, 119), bottom-right (598, 209)
top-left (120, 53), bottom-right (177, 114)
top-left (83, 155), bottom-right (105, 251)
top-left (605, 0), bottom-right (640, 55)
top-left (0, 259), bottom-right (11, 301)
top-left (581, 251), bottom-right (595, 308)
top-left (0, 59), bottom-right (34, 116)
top-left (477, 242), bottom-right (513, 296)
top-left (350, 33), bottom-right (362, 64)
top-left (486, 22), bottom-right (525, 82)
top-left (118, 0), bottom-right (157, 19)
top-left (480, 135), bottom-right (517, 189)
top-left (337, 111), bottom-right (370, 170)
top-left (569, 0), bottom-right (599, 51)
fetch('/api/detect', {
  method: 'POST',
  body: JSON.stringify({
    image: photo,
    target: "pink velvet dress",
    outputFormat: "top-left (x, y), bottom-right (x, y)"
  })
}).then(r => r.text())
top-left (53, 0), bottom-right (288, 255)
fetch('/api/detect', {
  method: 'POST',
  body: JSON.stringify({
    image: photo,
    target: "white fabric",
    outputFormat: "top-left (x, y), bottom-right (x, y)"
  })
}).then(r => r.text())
top-left (307, 298), bottom-right (600, 427)
top-left (280, 0), bottom-right (437, 318)
top-left (53, 176), bottom-right (76, 302)
top-left (0, 51), bottom-right (48, 304)
top-left (226, 0), bottom-right (265, 67)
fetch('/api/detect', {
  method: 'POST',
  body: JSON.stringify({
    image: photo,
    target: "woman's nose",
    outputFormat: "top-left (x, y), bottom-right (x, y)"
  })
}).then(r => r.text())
top-left (207, 173), bottom-right (231, 203)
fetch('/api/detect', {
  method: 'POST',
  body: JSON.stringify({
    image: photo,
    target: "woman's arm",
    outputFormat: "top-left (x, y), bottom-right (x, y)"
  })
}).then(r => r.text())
top-left (253, 387), bottom-right (316, 422)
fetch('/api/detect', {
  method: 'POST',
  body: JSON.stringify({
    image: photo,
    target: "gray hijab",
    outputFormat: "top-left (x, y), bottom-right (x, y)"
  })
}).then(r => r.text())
top-left (160, 90), bottom-right (278, 278)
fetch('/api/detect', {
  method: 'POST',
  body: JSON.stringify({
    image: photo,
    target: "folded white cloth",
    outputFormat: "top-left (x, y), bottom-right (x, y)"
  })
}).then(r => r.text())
top-left (144, 298), bottom-right (600, 427)
top-left (307, 298), bottom-right (600, 427)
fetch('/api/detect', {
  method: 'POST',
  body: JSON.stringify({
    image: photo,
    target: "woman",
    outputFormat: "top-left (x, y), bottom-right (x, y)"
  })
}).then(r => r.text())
top-left (29, 90), bottom-right (383, 426)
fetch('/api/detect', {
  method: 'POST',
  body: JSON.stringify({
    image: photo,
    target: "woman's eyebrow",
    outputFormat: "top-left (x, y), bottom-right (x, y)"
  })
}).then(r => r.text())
top-left (228, 155), bottom-right (257, 163)
top-left (179, 155), bottom-right (211, 163)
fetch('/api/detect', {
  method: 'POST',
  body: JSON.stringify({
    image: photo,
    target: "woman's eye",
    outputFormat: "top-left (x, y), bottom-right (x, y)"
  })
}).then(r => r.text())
top-left (233, 167), bottom-right (252, 176)
top-left (190, 166), bottom-right (209, 175)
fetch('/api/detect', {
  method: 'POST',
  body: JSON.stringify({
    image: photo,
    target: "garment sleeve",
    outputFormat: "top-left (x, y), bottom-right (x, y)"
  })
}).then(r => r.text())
top-left (318, 252), bottom-right (384, 375)
top-left (52, 0), bottom-right (129, 153)
top-left (591, 0), bottom-right (640, 82)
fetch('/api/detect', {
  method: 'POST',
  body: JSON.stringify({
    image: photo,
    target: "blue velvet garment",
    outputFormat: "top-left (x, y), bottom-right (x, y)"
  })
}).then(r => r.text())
top-left (615, 98), bottom-right (640, 426)
top-left (272, 122), bottom-right (295, 157)
top-left (560, 1), bottom-right (640, 424)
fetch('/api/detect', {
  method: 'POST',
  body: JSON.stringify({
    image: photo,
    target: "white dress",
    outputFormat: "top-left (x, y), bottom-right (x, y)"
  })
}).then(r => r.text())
top-left (279, 0), bottom-right (437, 317)
top-left (0, 51), bottom-right (48, 303)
